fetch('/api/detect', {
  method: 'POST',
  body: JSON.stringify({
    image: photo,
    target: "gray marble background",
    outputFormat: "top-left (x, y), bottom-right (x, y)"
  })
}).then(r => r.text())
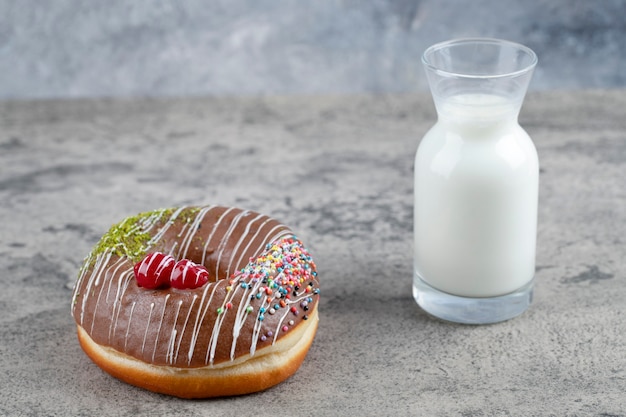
top-left (1, 0), bottom-right (625, 99)
top-left (1, 90), bottom-right (625, 416)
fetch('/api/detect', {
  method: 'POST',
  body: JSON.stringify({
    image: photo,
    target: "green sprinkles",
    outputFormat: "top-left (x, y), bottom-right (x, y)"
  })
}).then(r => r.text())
top-left (88, 207), bottom-right (202, 266)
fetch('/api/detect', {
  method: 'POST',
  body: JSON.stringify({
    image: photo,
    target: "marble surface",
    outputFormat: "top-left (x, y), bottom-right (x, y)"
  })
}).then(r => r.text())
top-left (1, 0), bottom-right (626, 99)
top-left (0, 90), bottom-right (625, 416)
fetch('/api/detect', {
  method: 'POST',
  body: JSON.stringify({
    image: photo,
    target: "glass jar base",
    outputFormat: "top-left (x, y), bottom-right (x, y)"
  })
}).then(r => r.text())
top-left (413, 274), bottom-right (533, 324)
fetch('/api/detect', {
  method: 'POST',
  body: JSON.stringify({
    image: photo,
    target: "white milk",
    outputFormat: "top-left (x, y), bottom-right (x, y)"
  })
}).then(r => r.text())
top-left (414, 94), bottom-right (538, 298)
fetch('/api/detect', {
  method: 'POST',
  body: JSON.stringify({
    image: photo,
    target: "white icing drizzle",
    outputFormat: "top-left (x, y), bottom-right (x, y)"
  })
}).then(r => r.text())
top-left (246, 274), bottom-right (269, 357)
top-left (206, 289), bottom-right (228, 365)
top-left (204, 224), bottom-right (294, 363)
top-left (79, 251), bottom-right (111, 326)
top-left (249, 300), bottom-right (266, 356)
top-left (166, 300), bottom-right (183, 364)
top-left (103, 258), bottom-right (121, 306)
top-left (229, 219), bottom-right (274, 275)
top-left (91, 257), bottom-right (130, 334)
top-left (110, 269), bottom-right (133, 342)
top-left (103, 258), bottom-right (129, 304)
top-left (166, 329), bottom-right (177, 365)
top-left (124, 301), bottom-right (137, 351)
top-left (200, 206), bottom-right (236, 266)
top-left (151, 294), bottom-right (170, 362)
top-left (187, 281), bottom-right (221, 365)
top-left (141, 302), bottom-right (155, 354)
top-left (174, 294), bottom-right (197, 361)
top-left (174, 205), bottom-right (212, 259)
top-left (214, 209), bottom-right (250, 279)
top-left (75, 208), bottom-right (178, 327)
top-left (207, 274), bottom-right (251, 364)
top-left (225, 213), bottom-right (265, 278)
top-left (146, 207), bottom-right (186, 246)
top-left (229, 276), bottom-right (249, 360)
top-left (72, 253), bottom-right (93, 317)
top-left (234, 224), bottom-right (292, 278)
top-left (272, 292), bottom-right (311, 344)
top-left (71, 206), bottom-right (318, 368)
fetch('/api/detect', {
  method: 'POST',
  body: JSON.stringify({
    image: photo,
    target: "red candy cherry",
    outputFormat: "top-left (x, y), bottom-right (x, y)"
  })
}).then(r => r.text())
top-left (133, 253), bottom-right (209, 290)
top-left (170, 259), bottom-right (210, 289)
top-left (134, 252), bottom-right (175, 289)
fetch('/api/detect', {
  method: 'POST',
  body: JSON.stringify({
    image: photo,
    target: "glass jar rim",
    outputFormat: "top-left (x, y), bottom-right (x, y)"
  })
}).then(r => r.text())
top-left (422, 38), bottom-right (538, 79)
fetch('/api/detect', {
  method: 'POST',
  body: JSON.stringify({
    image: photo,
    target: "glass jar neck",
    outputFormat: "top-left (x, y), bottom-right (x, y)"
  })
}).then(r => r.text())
top-left (433, 93), bottom-right (521, 136)
top-left (437, 115), bottom-right (518, 139)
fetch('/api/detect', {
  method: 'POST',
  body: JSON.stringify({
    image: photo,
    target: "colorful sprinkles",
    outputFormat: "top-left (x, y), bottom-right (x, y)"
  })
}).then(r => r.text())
top-left (224, 235), bottom-right (319, 342)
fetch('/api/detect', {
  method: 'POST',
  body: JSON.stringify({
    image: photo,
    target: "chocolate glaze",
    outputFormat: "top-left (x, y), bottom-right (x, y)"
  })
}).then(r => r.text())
top-left (71, 206), bottom-right (319, 368)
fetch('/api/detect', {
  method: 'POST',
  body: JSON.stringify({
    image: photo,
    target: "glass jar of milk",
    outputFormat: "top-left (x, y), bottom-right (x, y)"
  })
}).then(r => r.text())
top-left (413, 39), bottom-right (538, 324)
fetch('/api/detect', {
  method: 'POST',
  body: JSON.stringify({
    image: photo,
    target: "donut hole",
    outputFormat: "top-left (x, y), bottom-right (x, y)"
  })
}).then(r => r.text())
top-left (156, 207), bottom-right (291, 284)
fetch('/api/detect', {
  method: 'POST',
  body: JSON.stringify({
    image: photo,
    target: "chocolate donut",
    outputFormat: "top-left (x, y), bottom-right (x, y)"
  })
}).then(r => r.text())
top-left (71, 206), bottom-right (319, 398)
